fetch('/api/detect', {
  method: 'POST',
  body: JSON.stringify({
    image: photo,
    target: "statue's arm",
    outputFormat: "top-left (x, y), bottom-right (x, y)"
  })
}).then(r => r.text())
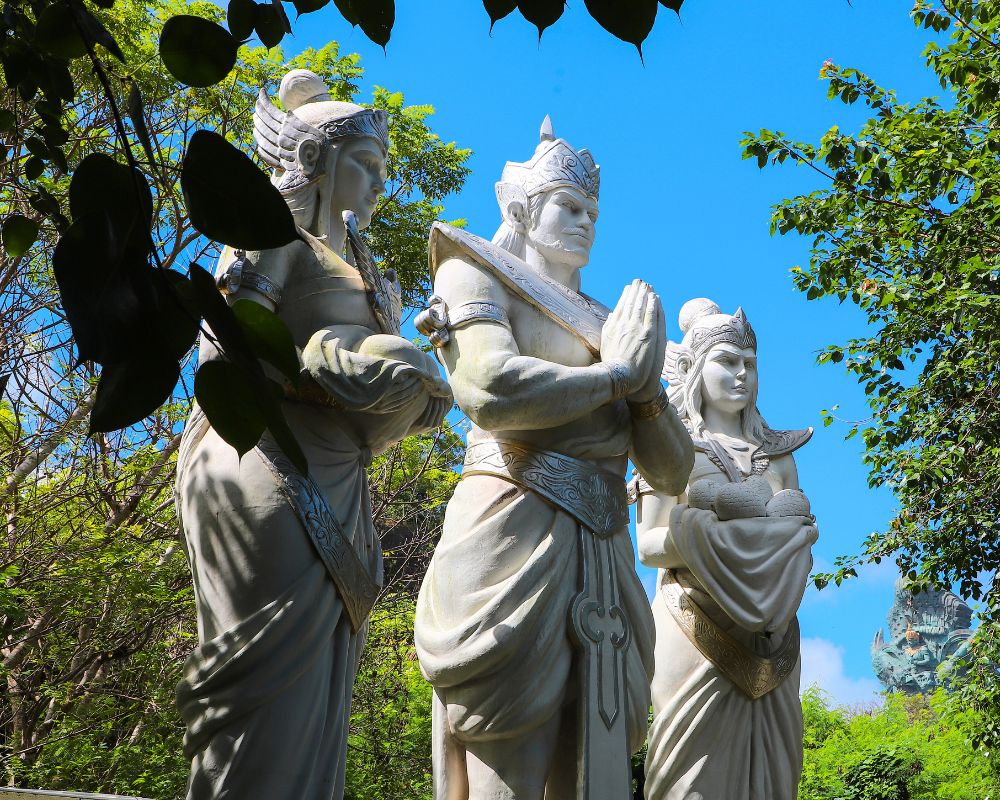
top-left (434, 257), bottom-right (617, 431)
top-left (771, 453), bottom-right (800, 491)
top-left (629, 405), bottom-right (693, 496)
top-left (635, 490), bottom-right (684, 569)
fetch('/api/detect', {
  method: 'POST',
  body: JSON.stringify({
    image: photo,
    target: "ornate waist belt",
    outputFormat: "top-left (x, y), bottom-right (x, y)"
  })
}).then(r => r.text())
top-left (256, 434), bottom-right (380, 632)
top-left (462, 439), bottom-right (628, 538)
top-left (660, 570), bottom-right (799, 700)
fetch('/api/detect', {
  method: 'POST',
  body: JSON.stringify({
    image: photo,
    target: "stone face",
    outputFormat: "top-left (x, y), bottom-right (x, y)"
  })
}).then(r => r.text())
top-left (414, 119), bottom-right (693, 800)
top-left (173, 69), bottom-right (450, 800)
top-left (872, 577), bottom-right (974, 694)
top-left (635, 299), bottom-right (817, 800)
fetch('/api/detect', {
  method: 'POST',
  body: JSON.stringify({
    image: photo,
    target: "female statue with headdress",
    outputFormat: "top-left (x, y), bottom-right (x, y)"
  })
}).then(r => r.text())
top-left (174, 69), bottom-right (451, 799)
top-left (635, 299), bottom-right (818, 800)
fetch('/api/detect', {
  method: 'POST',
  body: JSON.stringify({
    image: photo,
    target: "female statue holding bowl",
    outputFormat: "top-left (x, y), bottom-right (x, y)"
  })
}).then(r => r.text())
top-left (635, 298), bottom-right (818, 800)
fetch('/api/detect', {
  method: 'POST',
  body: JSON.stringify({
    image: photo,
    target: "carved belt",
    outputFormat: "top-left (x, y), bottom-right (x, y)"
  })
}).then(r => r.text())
top-left (256, 434), bottom-right (381, 633)
top-left (461, 439), bottom-right (628, 538)
top-left (660, 570), bottom-right (799, 699)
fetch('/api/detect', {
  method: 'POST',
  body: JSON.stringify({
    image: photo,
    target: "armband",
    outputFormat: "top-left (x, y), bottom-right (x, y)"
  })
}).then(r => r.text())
top-left (628, 384), bottom-right (670, 420)
top-left (415, 296), bottom-right (511, 349)
top-left (217, 250), bottom-right (282, 306)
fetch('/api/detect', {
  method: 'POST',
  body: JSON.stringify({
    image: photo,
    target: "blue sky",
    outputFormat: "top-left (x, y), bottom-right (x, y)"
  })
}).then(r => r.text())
top-left (281, 0), bottom-right (952, 705)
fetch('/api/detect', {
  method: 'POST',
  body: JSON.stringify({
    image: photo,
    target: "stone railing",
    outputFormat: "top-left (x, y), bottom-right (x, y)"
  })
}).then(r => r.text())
top-left (0, 789), bottom-right (149, 800)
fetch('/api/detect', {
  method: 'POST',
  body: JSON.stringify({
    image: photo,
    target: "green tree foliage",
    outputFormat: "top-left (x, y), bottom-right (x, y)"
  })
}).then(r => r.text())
top-left (799, 688), bottom-right (999, 800)
top-left (741, 0), bottom-right (1000, 749)
top-left (0, 0), bottom-right (468, 792)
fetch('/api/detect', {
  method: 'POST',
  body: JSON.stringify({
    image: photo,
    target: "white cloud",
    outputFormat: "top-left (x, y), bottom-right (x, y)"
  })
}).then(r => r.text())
top-left (800, 636), bottom-right (881, 708)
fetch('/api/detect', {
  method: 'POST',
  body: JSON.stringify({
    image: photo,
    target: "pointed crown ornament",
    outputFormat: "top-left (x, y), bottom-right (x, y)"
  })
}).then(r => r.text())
top-left (678, 299), bottom-right (757, 358)
top-left (253, 69), bottom-right (389, 176)
top-left (494, 116), bottom-right (600, 214)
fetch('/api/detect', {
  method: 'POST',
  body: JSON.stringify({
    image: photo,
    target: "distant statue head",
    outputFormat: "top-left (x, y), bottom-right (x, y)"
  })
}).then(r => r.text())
top-left (253, 69), bottom-right (390, 241)
top-left (663, 298), bottom-right (766, 442)
top-left (492, 116), bottom-right (600, 271)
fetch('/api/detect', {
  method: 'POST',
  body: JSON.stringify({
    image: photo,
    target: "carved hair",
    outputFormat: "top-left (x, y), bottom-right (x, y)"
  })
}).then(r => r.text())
top-left (490, 190), bottom-right (547, 259)
top-left (664, 298), bottom-right (768, 443)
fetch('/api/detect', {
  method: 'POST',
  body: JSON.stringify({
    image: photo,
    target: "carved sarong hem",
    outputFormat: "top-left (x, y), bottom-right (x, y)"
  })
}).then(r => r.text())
top-left (462, 439), bottom-right (628, 538)
top-left (256, 435), bottom-right (381, 632)
top-left (660, 571), bottom-right (799, 699)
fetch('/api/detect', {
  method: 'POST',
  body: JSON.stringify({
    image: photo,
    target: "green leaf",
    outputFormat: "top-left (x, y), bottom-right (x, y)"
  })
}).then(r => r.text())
top-left (89, 356), bottom-right (180, 432)
top-left (2, 215), bottom-right (39, 257)
top-left (180, 129), bottom-right (299, 250)
top-left (127, 84), bottom-right (157, 169)
top-left (232, 299), bottom-right (300, 383)
top-left (583, 0), bottom-right (657, 53)
top-left (195, 360), bottom-right (267, 457)
top-left (159, 15), bottom-right (239, 88)
top-left (70, 2), bottom-right (126, 62)
top-left (227, 0), bottom-right (258, 39)
top-left (35, 3), bottom-right (88, 59)
top-left (0, 110), bottom-right (14, 131)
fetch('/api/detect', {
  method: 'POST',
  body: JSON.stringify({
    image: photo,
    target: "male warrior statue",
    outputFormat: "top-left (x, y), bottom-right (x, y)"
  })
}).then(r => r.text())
top-left (414, 118), bottom-right (693, 800)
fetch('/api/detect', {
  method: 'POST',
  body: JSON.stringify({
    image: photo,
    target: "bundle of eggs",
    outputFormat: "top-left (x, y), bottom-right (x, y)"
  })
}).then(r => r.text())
top-left (687, 475), bottom-right (811, 520)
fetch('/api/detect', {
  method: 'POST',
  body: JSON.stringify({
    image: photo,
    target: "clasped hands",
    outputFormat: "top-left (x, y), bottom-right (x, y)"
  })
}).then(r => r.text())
top-left (600, 279), bottom-right (666, 404)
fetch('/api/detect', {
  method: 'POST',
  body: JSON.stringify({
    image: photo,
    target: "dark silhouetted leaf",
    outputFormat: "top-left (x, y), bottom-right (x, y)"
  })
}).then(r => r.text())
top-left (227, 0), bottom-right (258, 39)
top-left (0, 110), bottom-right (14, 131)
top-left (356, 0), bottom-right (393, 46)
top-left (483, 0), bottom-right (517, 27)
top-left (259, 384), bottom-right (307, 474)
top-left (659, 0), bottom-right (683, 12)
top-left (48, 146), bottom-right (68, 174)
top-left (90, 356), bottom-right (180, 432)
top-left (92, 0), bottom-right (115, 9)
top-left (25, 137), bottom-right (49, 158)
top-left (25, 156), bottom-right (44, 180)
top-left (41, 124), bottom-right (70, 147)
top-left (254, 4), bottom-right (285, 48)
top-left (53, 210), bottom-right (152, 364)
top-left (40, 60), bottom-right (74, 101)
top-left (293, 0), bottom-right (329, 14)
top-left (195, 360), bottom-right (267, 457)
top-left (2, 215), bottom-right (38, 257)
top-left (159, 15), bottom-right (239, 87)
top-left (585, 0), bottom-right (657, 55)
top-left (152, 269), bottom-right (201, 361)
top-left (127, 84), bottom-right (157, 169)
top-left (518, 0), bottom-right (564, 37)
top-left (56, 155), bottom-right (155, 364)
top-left (71, 2), bottom-right (125, 62)
top-left (270, 0), bottom-right (292, 32)
top-left (232, 298), bottom-right (299, 382)
top-left (181, 130), bottom-right (299, 250)
top-left (0, 374), bottom-right (8, 398)
top-left (333, 0), bottom-right (360, 24)
top-left (28, 187), bottom-right (68, 230)
top-left (35, 3), bottom-right (88, 59)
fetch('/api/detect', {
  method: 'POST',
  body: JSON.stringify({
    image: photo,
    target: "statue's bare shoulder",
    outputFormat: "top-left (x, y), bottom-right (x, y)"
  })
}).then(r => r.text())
top-left (433, 254), bottom-right (512, 310)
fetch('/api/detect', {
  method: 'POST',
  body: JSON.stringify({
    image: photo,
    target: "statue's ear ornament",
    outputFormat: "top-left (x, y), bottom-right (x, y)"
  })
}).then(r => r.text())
top-left (661, 340), bottom-right (692, 386)
top-left (495, 182), bottom-right (530, 231)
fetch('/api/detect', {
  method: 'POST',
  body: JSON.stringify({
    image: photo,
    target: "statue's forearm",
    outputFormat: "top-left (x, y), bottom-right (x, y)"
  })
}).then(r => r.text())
top-left (453, 355), bottom-right (615, 432)
top-left (630, 405), bottom-right (693, 496)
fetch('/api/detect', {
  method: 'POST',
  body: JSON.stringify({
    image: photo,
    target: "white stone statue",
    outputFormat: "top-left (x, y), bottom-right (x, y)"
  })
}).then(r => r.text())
top-left (173, 69), bottom-right (451, 799)
top-left (634, 299), bottom-right (818, 800)
top-left (413, 118), bottom-right (693, 800)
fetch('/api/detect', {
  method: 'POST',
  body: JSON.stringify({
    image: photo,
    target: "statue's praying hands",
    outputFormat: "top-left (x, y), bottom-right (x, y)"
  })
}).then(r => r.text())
top-left (600, 279), bottom-right (666, 402)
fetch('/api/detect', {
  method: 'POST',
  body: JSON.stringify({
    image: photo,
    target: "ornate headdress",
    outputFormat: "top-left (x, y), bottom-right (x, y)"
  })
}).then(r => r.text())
top-left (494, 116), bottom-right (600, 213)
top-left (253, 69), bottom-right (389, 176)
top-left (678, 299), bottom-right (757, 359)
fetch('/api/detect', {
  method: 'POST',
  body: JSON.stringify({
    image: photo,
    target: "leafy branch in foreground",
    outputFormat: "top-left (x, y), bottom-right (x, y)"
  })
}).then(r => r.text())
top-left (741, 0), bottom-right (1000, 752)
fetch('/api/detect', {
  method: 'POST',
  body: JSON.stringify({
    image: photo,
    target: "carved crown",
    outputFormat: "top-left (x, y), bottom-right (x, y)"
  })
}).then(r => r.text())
top-left (496, 116), bottom-right (600, 203)
top-left (687, 307), bottom-right (757, 358)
